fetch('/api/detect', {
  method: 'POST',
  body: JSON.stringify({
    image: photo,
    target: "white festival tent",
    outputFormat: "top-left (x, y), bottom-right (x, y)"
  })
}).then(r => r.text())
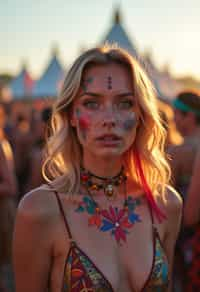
top-left (102, 9), bottom-right (139, 60)
top-left (32, 49), bottom-right (64, 98)
top-left (9, 8), bottom-right (181, 101)
top-left (101, 8), bottom-right (181, 100)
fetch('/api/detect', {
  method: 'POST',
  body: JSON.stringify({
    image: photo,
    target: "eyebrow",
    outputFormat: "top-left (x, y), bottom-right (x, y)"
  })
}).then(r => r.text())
top-left (78, 91), bottom-right (135, 98)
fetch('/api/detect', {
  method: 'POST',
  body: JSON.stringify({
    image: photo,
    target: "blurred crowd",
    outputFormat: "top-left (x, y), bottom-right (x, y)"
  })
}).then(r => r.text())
top-left (0, 101), bottom-right (52, 291)
top-left (0, 89), bottom-right (200, 291)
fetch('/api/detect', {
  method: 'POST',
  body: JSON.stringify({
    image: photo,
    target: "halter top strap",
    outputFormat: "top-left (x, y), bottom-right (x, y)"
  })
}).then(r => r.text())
top-left (147, 198), bottom-right (158, 233)
top-left (52, 189), bottom-right (74, 242)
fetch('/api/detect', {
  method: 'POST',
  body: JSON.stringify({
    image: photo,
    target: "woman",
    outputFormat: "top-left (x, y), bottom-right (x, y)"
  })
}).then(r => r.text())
top-left (169, 90), bottom-right (200, 197)
top-left (25, 107), bottom-right (52, 192)
top-left (13, 45), bottom-right (182, 292)
top-left (168, 90), bottom-right (200, 291)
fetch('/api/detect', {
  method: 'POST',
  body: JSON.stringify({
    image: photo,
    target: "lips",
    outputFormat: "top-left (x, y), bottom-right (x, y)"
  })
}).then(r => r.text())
top-left (96, 134), bottom-right (121, 141)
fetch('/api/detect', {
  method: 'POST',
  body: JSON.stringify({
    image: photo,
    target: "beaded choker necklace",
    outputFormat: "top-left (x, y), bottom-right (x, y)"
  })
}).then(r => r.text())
top-left (75, 167), bottom-right (142, 245)
top-left (80, 166), bottom-right (127, 199)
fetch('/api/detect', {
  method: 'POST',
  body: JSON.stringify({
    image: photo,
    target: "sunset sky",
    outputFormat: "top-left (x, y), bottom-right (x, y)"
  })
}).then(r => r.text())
top-left (1, 0), bottom-right (200, 79)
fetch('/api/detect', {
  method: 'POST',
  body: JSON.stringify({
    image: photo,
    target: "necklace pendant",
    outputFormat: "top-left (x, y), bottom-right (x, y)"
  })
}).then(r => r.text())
top-left (105, 184), bottom-right (114, 197)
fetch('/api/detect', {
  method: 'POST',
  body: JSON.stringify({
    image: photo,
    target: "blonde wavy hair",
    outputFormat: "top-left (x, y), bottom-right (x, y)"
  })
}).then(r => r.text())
top-left (43, 44), bottom-right (171, 204)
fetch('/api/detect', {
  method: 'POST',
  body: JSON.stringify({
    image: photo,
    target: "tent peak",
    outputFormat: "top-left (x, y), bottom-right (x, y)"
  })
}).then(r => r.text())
top-left (51, 43), bottom-right (59, 57)
top-left (113, 6), bottom-right (122, 25)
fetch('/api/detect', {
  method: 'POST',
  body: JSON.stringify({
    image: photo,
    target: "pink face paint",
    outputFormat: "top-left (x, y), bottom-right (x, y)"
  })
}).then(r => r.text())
top-left (79, 116), bottom-right (90, 130)
top-left (77, 113), bottom-right (91, 140)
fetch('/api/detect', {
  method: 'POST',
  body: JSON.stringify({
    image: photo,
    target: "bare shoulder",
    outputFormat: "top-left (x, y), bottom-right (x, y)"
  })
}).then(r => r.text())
top-left (153, 186), bottom-right (183, 250)
top-left (159, 185), bottom-right (183, 237)
top-left (162, 185), bottom-right (183, 215)
top-left (17, 184), bottom-right (58, 226)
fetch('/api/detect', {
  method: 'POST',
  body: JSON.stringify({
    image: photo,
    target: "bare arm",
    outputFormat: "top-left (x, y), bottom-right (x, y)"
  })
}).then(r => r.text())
top-left (184, 150), bottom-right (200, 226)
top-left (162, 186), bottom-right (183, 292)
top-left (0, 143), bottom-right (17, 196)
top-left (13, 189), bottom-right (54, 292)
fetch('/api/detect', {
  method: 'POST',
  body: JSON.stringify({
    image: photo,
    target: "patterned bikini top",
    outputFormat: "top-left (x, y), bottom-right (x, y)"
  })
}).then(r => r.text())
top-left (53, 191), bottom-right (169, 292)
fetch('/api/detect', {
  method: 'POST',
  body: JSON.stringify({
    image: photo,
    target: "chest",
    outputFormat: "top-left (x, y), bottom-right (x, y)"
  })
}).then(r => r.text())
top-left (52, 206), bottom-right (167, 292)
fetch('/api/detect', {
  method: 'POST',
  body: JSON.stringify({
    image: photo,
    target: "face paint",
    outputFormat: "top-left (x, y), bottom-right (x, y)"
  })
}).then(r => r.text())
top-left (72, 63), bottom-right (139, 158)
top-left (81, 77), bottom-right (93, 91)
top-left (107, 76), bottom-right (112, 90)
top-left (79, 116), bottom-right (90, 130)
top-left (123, 114), bottom-right (137, 132)
top-left (76, 108), bottom-right (90, 140)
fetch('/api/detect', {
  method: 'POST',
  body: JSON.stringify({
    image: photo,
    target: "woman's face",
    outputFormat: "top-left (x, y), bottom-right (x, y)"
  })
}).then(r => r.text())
top-left (70, 62), bottom-right (139, 159)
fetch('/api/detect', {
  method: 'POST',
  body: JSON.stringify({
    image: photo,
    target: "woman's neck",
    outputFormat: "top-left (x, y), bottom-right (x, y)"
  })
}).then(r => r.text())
top-left (83, 155), bottom-right (123, 178)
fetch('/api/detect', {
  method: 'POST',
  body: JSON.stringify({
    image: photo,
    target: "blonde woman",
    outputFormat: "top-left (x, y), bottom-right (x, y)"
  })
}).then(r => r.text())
top-left (13, 46), bottom-right (182, 292)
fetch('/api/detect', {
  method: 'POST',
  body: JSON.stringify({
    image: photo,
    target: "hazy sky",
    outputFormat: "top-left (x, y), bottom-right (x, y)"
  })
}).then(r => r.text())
top-left (1, 0), bottom-right (200, 79)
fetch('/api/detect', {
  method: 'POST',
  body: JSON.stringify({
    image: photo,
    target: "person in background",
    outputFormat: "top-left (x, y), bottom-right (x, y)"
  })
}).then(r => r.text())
top-left (184, 148), bottom-right (200, 291)
top-left (157, 99), bottom-right (183, 149)
top-left (169, 90), bottom-right (200, 195)
top-left (168, 90), bottom-right (200, 291)
top-left (184, 148), bottom-right (200, 226)
top-left (13, 45), bottom-right (182, 292)
top-left (25, 107), bottom-right (52, 192)
top-left (0, 104), bottom-right (18, 292)
top-left (12, 114), bottom-right (33, 200)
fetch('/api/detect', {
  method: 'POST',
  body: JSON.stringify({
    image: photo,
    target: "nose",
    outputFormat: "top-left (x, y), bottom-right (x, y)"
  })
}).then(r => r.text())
top-left (102, 109), bottom-right (117, 128)
top-left (103, 120), bottom-right (116, 128)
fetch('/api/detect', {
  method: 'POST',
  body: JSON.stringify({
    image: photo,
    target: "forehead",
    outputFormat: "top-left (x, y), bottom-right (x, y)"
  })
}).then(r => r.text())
top-left (82, 62), bottom-right (133, 90)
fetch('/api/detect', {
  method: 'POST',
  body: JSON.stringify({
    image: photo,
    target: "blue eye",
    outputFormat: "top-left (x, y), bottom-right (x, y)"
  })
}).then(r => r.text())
top-left (118, 100), bottom-right (134, 110)
top-left (83, 100), bottom-right (99, 110)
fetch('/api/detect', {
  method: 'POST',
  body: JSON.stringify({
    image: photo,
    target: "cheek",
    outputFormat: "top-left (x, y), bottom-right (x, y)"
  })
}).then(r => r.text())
top-left (75, 110), bottom-right (95, 141)
top-left (74, 108), bottom-right (90, 131)
top-left (77, 110), bottom-right (100, 132)
top-left (121, 113), bottom-right (137, 132)
top-left (78, 115), bottom-right (91, 131)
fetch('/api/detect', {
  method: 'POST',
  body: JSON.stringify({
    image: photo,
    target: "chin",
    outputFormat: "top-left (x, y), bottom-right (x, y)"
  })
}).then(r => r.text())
top-left (95, 149), bottom-right (124, 159)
